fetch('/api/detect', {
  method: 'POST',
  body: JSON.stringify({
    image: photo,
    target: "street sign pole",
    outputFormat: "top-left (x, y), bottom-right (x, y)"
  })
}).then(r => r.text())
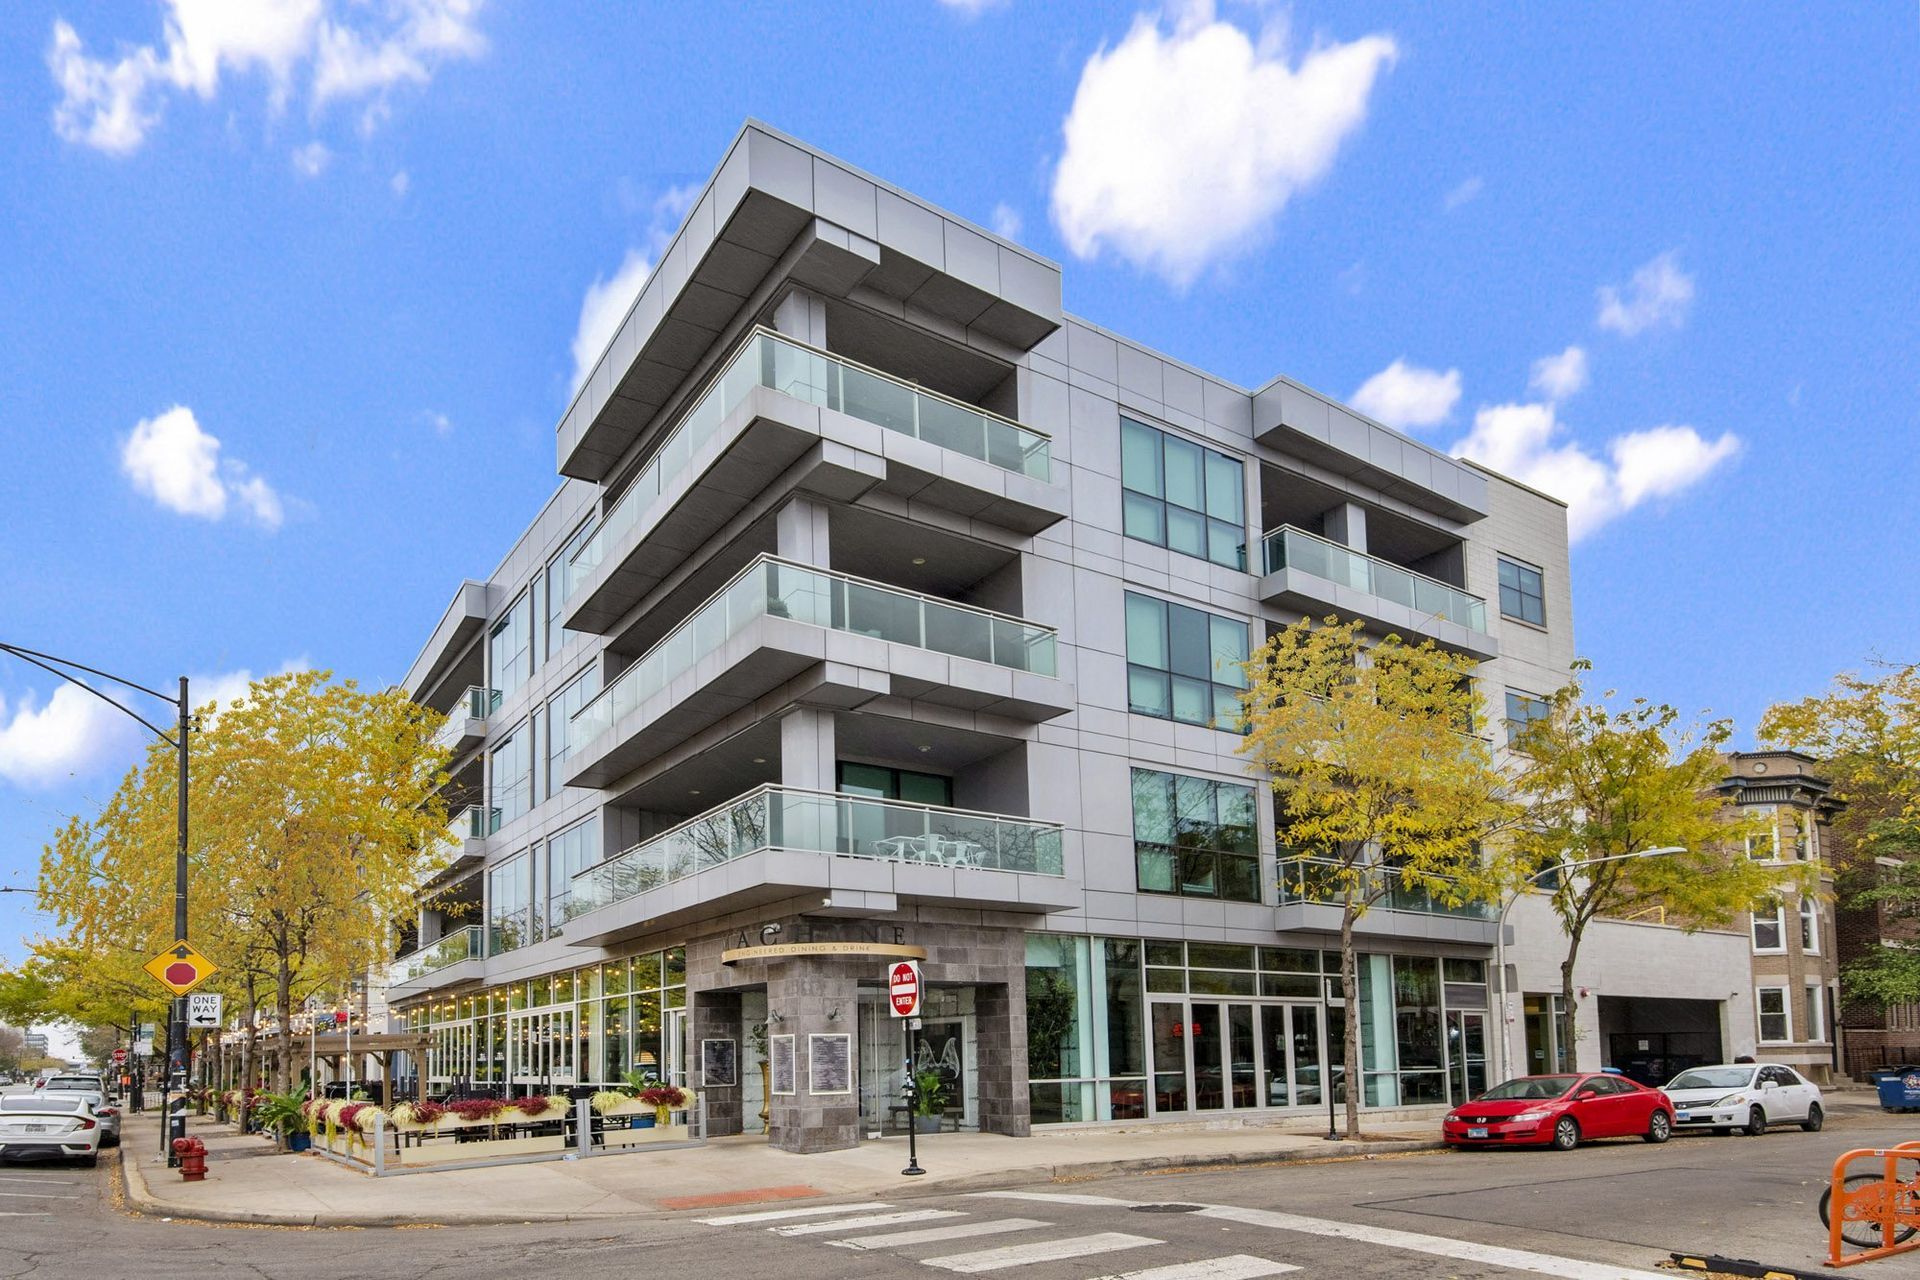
top-left (161, 676), bottom-right (189, 1165)
top-left (889, 961), bottom-right (925, 1176)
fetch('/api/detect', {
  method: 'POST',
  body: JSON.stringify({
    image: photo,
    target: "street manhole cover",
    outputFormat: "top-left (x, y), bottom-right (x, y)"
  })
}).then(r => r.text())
top-left (1130, 1204), bottom-right (1204, 1214)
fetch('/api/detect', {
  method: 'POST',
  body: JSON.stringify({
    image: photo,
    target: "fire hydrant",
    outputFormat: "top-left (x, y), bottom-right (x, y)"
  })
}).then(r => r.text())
top-left (172, 1137), bottom-right (207, 1182)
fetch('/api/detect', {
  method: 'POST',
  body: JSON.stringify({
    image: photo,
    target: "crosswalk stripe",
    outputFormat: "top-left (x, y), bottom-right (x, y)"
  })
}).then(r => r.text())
top-left (923, 1231), bottom-right (1164, 1274)
top-left (1195, 1205), bottom-right (1674, 1280)
top-left (967, 1191), bottom-right (1138, 1207)
top-left (773, 1209), bottom-right (966, 1237)
top-left (827, 1218), bottom-right (1051, 1250)
top-left (697, 1202), bottom-right (891, 1226)
top-left (0, 1192), bottom-right (76, 1199)
top-left (1090, 1257), bottom-right (1299, 1280)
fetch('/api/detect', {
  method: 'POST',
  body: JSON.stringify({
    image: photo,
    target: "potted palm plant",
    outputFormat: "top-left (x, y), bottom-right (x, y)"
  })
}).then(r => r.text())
top-left (912, 1070), bottom-right (948, 1135)
top-left (254, 1085), bottom-right (311, 1152)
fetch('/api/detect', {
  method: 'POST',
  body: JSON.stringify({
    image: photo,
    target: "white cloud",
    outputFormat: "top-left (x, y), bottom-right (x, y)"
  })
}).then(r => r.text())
top-left (1050, 2), bottom-right (1396, 286)
top-left (571, 249), bottom-right (653, 394)
top-left (1442, 175), bottom-right (1482, 211)
top-left (936, 0), bottom-right (1009, 14)
top-left (390, 168), bottom-right (409, 197)
top-left (1451, 401), bottom-right (1738, 540)
top-left (0, 685), bottom-right (137, 788)
top-left (1350, 359), bottom-right (1461, 430)
top-left (1610, 424), bottom-right (1742, 508)
top-left (291, 139), bottom-right (330, 177)
top-left (424, 410), bottom-right (452, 437)
top-left (1597, 249), bottom-right (1695, 336)
top-left (188, 658), bottom-right (309, 723)
top-left (569, 185), bottom-right (699, 392)
top-left (120, 405), bottom-right (286, 530)
top-left (45, 0), bottom-right (484, 156)
top-left (990, 202), bottom-right (1023, 240)
top-left (1527, 345), bottom-right (1589, 401)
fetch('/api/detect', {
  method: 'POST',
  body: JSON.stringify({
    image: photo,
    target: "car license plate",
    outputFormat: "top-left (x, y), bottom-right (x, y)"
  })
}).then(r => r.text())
top-left (1675, 1111), bottom-right (1690, 1121)
top-left (1467, 1126), bottom-right (1489, 1138)
top-left (23, 1124), bottom-right (49, 1134)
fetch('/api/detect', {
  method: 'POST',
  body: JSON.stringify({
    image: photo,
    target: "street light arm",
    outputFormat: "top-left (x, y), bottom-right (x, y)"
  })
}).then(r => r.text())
top-left (0, 642), bottom-right (178, 746)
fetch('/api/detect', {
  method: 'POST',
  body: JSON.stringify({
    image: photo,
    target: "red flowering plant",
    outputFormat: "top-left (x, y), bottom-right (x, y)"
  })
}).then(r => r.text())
top-left (512, 1094), bottom-right (554, 1118)
top-left (445, 1097), bottom-right (506, 1123)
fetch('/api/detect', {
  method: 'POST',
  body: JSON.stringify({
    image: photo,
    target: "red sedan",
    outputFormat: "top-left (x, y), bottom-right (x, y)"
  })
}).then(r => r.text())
top-left (1443, 1073), bottom-right (1675, 1151)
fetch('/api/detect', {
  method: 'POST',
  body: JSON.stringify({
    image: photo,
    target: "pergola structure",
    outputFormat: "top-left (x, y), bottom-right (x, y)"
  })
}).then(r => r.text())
top-left (225, 1031), bottom-right (429, 1103)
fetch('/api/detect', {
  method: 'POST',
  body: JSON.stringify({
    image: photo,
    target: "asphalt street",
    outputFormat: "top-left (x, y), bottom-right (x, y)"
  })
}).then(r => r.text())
top-left (0, 1089), bottom-right (1910, 1279)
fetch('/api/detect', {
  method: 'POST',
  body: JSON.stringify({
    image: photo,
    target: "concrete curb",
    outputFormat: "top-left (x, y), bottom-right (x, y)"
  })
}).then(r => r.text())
top-left (115, 1135), bottom-right (1445, 1228)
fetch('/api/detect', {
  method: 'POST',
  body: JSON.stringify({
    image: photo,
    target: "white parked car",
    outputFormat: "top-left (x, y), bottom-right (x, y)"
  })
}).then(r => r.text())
top-left (1663, 1063), bottom-right (1824, 1135)
top-left (34, 1076), bottom-right (120, 1147)
top-left (0, 1094), bottom-right (104, 1167)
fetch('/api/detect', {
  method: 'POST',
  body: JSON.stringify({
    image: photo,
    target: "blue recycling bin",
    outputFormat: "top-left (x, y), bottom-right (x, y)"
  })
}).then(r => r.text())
top-left (1876, 1069), bottom-right (1920, 1112)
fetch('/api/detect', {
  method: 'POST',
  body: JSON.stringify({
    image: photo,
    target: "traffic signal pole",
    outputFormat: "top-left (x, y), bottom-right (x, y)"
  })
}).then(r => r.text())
top-left (160, 677), bottom-right (189, 1164)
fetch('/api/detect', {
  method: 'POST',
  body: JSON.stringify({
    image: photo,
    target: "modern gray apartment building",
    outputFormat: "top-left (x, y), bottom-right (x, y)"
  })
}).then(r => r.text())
top-left (387, 122), bottom-right (1576, 1153)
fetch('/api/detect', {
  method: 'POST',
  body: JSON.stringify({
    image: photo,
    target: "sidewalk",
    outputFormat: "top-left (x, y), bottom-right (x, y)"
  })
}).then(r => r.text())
top-left (118, 1110), bottom-right (1441, 1227)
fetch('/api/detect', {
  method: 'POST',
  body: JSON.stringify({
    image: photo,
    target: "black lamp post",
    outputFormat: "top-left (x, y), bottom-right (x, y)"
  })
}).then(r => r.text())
top-left (0, 642), bottom-right (190, 1164)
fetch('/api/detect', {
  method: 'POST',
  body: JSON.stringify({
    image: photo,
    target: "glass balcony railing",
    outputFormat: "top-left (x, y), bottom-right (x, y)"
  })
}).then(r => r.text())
top-left (1262, 526), bottom-right (1487, 633)
top-left (1274, 857), bottom-right (1496, 921)
top-left (567, 328), bottom-right (1053, 596)
top-left (570, 554), bottom-right (1058, 748)
top-left (433, 686), bottom-right (498, 747)
top-left (448, 804), bottom-right (500, 843)
top-left (384, 925), bottom-right (483, 987)
top-left (571, 785), bottom-right (1065, 916)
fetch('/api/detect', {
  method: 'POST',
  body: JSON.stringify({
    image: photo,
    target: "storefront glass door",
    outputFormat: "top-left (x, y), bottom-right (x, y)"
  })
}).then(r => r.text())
top-left (1447, 1010), bottom-right (1487, 1102)
top-left (1156, 998), bottom-right (1329, 1115)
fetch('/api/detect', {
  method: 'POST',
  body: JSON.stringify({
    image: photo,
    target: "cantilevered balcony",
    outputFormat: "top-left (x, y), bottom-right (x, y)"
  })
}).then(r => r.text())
top-left (433, 685), bottom-right (497, 757)
top-left (382, 925), bottom-right (484, 996)
top-left (563, 328), bottom-right (1065, 635)
top-left (440, 803), bottom-right (496, 879)
top-left (1259, 526), bottom-right (1497, 659)
top-left (1274, 857), bottom-right (1503, 945)
top-left (564, 555), bottom-right (1072, 790)
top-left (564, 786), bottom-right (1074, 947)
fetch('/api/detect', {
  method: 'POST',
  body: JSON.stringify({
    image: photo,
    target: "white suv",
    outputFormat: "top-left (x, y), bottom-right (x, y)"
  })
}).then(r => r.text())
top-left (1663, 1063), bottom-right (1824, 1136)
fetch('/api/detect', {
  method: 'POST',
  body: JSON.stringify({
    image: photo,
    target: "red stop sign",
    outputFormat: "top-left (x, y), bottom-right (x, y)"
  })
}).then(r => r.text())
top-left (165, 961), bottom-right (197, 986)
top-left (888, 961), bottom-right (920, 1017)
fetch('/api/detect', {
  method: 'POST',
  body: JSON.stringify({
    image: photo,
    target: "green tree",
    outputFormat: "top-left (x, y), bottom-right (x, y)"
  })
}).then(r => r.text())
top-left (1239, 617), bottom-right (1519, 1137)
top-left (1512, 669), bottom-right (1795, 1054)
top-left (1761, 662), bottom-right (1920, 1002)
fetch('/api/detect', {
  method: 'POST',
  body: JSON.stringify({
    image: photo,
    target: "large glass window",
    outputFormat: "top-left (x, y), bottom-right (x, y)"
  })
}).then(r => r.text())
top-left (1804, 984), bottom-right (1825, 1042)
top-left (1504, 690), bottom-right (1551, 744)
top-left (1120, 417), bottom-right (1246, 570)
top-left (1124, 593), bottom-right (1249, 729)
top-left (1752, 899), bottom-right (1785, 952)
top-left (487, 853), bottom-right (529, 955)
top-left (1025, 934), bottom-right (1092, 1124)
top-left (1745, 804), bottom-right (1780, 861)
top-left (491, 722), bottom-right (532, 827)
top-left (835, 762), bottom-right (953, 806)
top-left (1497, 557), bottom-right (1546, 626)
top-left (490, 591), bottom-right (533, 698)
top-left (546, 518), bottom-right (597, 660)
top-left (544, 666), bottom-right (601, 800)
top-left (1800, 896), bottom-right (1819, 953)
top-left (1130, 768), bottom-right (1258, 902)
top-left (546, 816), bottom-right (600, 932)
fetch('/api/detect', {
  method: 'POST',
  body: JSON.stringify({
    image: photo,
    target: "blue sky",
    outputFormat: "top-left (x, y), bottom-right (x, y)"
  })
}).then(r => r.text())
top-left (2, 0), bottom-right (1916, 971)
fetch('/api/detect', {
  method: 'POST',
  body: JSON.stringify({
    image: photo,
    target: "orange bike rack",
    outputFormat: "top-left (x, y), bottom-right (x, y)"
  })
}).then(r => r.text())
top-left (1828, 1140), bottom-right (1920, 1267)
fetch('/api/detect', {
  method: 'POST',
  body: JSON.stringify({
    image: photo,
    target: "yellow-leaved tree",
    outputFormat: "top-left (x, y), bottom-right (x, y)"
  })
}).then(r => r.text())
top-left (1510, 668), bottom-right (1796, 1059)
top-left (1239, 617), bottom-right (1519, 1138)
top-left (195, 670), bottom-right (450, 1091)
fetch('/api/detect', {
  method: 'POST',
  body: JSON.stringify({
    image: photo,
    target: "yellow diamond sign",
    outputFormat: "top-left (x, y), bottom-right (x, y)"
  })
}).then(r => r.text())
top-left (144, 940), bottom-right (219, 997)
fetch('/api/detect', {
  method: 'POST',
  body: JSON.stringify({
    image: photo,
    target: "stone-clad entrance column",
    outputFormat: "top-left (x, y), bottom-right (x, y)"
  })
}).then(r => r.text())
top-left (691, 990), bottom-right (743, 1137)
top-left (765, 961), bottom-right (862, 1153)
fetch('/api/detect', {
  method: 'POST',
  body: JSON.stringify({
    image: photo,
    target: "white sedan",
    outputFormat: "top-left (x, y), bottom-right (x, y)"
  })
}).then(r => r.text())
top-left (0, 1094), bottom-right (105, 1167)
top-left (1663, 1063), bottom-right (1824, 1135)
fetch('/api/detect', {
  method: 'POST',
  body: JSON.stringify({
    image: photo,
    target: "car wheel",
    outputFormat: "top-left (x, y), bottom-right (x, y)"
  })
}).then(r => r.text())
top-left (1644, 1110), bottom-right (1672, 1143)
top-left (1802, 1103), bottom-right (1824, 1133)
top-left (1745, 1105), bottom-right (1767, 1137)
top-left (1551, 1116), bottom-right (1580, 1151)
